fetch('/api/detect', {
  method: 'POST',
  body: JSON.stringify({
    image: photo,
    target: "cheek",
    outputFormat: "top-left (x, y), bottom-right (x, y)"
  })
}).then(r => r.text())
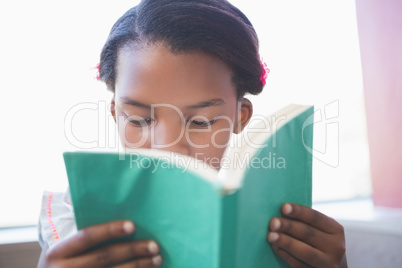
top-left (189, 120), bottom-right (233, 168)
top-left (187, 120), bottom-right (233, 148)
top-left (117, 122), bottom-right (151, 149)
top-left (211, 117), bottom-right (235, 146)
top-left (211, 126), bottom-right (232, 148)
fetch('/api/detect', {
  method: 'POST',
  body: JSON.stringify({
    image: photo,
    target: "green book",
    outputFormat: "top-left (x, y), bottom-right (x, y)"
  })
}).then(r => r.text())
top-left (64, 104), bottom-right (314, 268)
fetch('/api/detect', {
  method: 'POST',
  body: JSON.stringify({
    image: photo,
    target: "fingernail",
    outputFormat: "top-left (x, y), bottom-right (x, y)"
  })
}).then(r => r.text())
top-left (152, 255), bottom-right (162, 266)
top-left (148, 241), bottom-right (159, 254)
top-left (123, 221), bottom-right (134, 234)
top-left (271, 218), bottom-right (281, 231)
top-left (268, 232), bottom-right (279, 242)
top-left (283, 203), bottom-right (292, 215)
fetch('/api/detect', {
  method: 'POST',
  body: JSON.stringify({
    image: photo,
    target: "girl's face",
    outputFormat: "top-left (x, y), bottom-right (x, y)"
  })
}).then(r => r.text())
top-left (111, 44), bottom-right (252, 169)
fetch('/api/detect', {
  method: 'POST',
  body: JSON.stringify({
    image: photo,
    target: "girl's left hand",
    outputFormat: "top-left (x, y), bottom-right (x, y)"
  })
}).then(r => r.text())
top-left (267, 203), bottom-right (347, 268)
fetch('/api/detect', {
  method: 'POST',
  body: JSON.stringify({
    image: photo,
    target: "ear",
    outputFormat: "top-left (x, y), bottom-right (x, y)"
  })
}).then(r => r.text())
top-left (110, 96), bottom-right (116, 123)
top-left (233, 98), bottom-right (253, 134)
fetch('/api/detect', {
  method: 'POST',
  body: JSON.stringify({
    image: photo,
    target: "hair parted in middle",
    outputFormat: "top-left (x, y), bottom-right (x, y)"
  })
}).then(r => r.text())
top-left (99, 0), bottom-right (265, 98)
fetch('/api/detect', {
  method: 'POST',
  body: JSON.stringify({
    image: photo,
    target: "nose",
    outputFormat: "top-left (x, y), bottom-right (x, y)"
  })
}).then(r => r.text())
top-left (151, 120), bottom-right (190, 156)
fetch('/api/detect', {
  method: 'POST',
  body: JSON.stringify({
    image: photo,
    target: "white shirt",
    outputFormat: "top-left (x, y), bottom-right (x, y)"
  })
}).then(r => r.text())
top-left (38, 189), bottom-right (77, 248)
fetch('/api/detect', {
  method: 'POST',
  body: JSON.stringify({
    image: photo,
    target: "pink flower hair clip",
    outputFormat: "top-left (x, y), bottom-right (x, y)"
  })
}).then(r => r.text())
top-left (93, 63), bottom-right (100, 81)
top-left (259, 55), bottom-right (270, 87)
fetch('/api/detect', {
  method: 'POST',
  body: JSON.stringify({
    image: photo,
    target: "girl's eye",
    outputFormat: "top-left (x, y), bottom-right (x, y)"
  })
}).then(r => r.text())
top-left (189, 118), bottom-right (216, 127)
top-left (128, 117), bottom-right (155, 127)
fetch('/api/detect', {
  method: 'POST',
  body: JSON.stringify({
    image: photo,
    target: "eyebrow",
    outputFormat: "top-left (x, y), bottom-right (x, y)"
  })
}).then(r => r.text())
top-left (186, 98), bottom-right (226, 109)
top-left (119, 97), bottom-right (226, 109)
top-left (119, 97), bottom-right (151, 109)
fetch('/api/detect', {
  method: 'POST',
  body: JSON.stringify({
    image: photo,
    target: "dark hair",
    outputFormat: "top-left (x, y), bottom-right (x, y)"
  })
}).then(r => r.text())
top-left (99, 0), bottom-right (264, 98)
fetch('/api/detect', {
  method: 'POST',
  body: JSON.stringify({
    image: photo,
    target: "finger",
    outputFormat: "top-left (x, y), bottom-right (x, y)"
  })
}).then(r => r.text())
top-left (281, 203), bottom-right (343, 234)
top-left (49, 221), bottom-right (135, 259)
top-left (271, 245), bottom-right (311, 268)
top-left (113, 255), bottom-right (163, 268)
top-left (269, 217), bottom-right (331, 250)
top-left (267, 232), bottom-right (330, 267)
top-left (69, 240), bottom-right (160, 268)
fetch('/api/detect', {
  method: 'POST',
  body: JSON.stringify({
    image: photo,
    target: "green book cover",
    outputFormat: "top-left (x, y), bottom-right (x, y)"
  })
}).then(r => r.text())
top-left (64, 104), bottom-right (314, 268)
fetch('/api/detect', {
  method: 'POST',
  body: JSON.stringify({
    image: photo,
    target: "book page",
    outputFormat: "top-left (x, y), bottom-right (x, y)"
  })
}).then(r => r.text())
top-left (219, 104), bottom-right (312, 191)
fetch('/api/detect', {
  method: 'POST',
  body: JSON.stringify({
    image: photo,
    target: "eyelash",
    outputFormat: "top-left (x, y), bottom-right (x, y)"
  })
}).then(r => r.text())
top-left (128, 118), bottom-right (155, 127)
top-left (126, 117), bottom-right (216, 128)
top-left (189, 119), bottom-right (216, 127)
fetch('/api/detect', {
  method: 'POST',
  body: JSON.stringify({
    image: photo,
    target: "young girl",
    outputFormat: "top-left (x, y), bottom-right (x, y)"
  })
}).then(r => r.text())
top-left (38, 0), bottom-right (347, 267)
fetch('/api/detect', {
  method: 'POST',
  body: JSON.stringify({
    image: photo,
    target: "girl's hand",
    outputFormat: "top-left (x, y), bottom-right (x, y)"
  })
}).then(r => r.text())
top-left (38, 220), bottom-right (162, 268)
top-left (267, 203), bottom-right (347, 268)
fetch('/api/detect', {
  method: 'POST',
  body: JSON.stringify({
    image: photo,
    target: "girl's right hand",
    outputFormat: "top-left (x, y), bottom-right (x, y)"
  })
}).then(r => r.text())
top-left (38, 220), bottom-right (162, 268)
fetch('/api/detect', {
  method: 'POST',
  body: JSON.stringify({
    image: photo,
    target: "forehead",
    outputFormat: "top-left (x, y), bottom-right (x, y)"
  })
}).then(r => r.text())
top-left (115, 44), bottom-right (237, 106)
